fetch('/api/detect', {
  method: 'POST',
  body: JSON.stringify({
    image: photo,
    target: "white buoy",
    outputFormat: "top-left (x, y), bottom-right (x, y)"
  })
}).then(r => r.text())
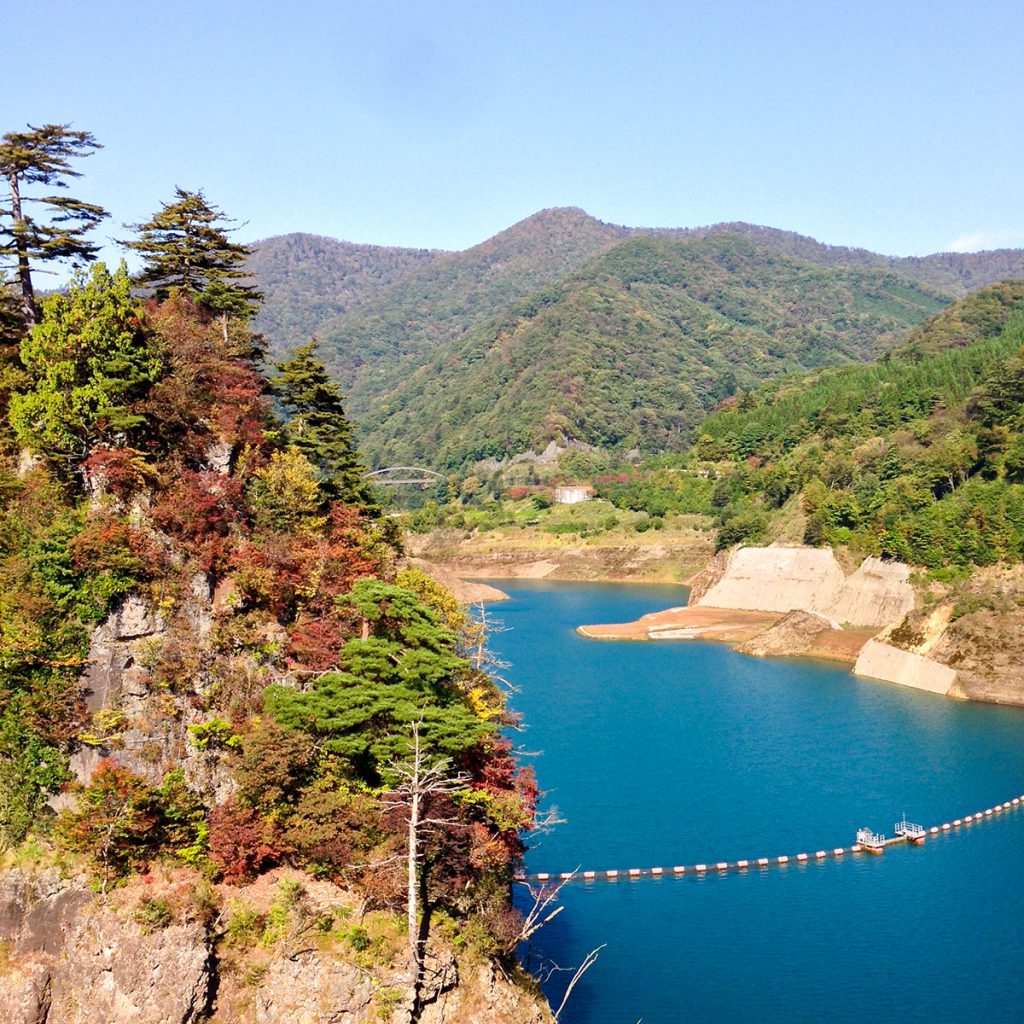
top-left (673, 866), bottom-right (685, 874)
top-left (942, 823), bottom-right (952, 831)
top-left (651, 867), bottom-right (663, 875)
top-left (930, 827), bottom-right (939, 834)
top-left (606, 870), bottom-right (618, 878)
top-left (757, 858), bottom-right (769, 867)
top-left (851, 845), bottom-right (862, 853)
top-left (717, 862), bottom-right (729, 871)
top-left (695, 864), bottom-right (707, 872)
top-left (815, 851), bottom-right (827, 859)
top-left (537, 873), bottom-right (550, 881)
top-left (834, 848), bottom-right (845, 856)
top-left (629, 868), bottom-right (641, 877)
top-left (584, 871), bottom-right (595, 879)
top-left (777, 855), bottom-right (789, 865)
top-left (797, 853), bottom-right (808, 862)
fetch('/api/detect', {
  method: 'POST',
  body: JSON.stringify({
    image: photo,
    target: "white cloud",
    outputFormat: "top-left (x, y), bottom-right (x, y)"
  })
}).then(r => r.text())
top-left (946, 229), bottom-right (1024, 253)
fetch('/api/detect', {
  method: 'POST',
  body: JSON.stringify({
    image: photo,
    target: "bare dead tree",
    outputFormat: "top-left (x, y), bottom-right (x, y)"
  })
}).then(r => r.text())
top-left (382, 722), bottom-right (471, 1006)
top-left (469, 602), bottom-right (519, 695)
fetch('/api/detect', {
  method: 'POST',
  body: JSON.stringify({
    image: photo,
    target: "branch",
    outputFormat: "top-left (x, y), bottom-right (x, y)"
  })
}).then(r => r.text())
top-left (554, 945), bottom-right (606, 1022)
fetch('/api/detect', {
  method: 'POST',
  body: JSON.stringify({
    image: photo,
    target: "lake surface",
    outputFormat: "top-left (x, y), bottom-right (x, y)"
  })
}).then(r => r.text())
top-left (491, 580), bottom-right (1024, 1024)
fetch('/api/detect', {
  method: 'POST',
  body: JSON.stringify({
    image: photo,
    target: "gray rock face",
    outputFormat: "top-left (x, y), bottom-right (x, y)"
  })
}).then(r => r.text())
top-left (49, 915), bottom-right (211, 1024)
top-left (253, 950), bottom-right (396, 1024)
top-left (0, 869), bottom-right (551, 1024)
top-left (205, 440), bottom-right (234, 476)
top-left (0, 870), bottom-right (211, 1024)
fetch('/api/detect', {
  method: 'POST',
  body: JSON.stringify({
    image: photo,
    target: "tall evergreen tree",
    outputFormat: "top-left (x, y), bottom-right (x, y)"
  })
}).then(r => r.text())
top-left (9, 262), bottom-right (160, 466)
top-left (122, 188), bottom-right (262, 321)
top-left (0, 124), bottom-right (107, 329)
top-left (272, 340), bottom-right (371, 506)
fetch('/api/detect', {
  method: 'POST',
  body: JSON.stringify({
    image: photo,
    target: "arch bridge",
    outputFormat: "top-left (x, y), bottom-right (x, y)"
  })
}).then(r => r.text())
top-left (364, 465), bottom-right (445, 486)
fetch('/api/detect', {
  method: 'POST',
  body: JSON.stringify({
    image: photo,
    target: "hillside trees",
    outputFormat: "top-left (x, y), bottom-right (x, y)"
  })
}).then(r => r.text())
top-left (272, 340), bottom-right (371, 505)
top-left (0, 124), bottom-right (107, 329)
top-left (123, 188), bottom-right (262, 336)
top-left (9, 263), bottom-right (160, 467)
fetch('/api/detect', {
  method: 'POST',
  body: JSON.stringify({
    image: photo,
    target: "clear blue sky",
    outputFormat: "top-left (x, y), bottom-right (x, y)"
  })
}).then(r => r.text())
top-left (9, 0), bottom-right (1024, 261)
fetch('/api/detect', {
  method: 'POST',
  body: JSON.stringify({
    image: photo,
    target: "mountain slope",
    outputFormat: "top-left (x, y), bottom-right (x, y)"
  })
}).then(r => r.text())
top-left (694, 281), bottom-right (1024, 566)
top-left (276, 207), bottom-right (631, 386)
top-left (355, 234), bottom-right (946, 467)
top-left (249, 232), bottom-right (440, 352)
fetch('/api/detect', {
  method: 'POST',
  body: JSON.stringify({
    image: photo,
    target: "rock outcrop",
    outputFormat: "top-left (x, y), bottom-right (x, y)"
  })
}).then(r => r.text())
top-left (0, 869), bottom-right (211, 1024)
top-left (0, 868), bottom-right (553, 1024)
top-left (693, 546), bottom-right (914, 629)
top-left (735, 610), bottom-right (838, 658)
top-left (853, 639), bottom-right (958, 696)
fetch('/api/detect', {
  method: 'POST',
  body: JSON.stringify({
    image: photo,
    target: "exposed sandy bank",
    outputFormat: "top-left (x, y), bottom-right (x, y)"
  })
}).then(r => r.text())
top-left (578, 606), bottom-right (780, 643)
top-left (409, 559), bottom-right (509, 603)
top-left (407, 526), bottom-right (714, 584)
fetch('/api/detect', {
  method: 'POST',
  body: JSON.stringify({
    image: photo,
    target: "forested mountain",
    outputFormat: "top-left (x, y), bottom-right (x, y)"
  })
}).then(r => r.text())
top-left (353, 235), bottom-right (946, 467)
top-left (693, 282), bottom-right (1024, 566)
top-left (249, 232), bottom-right (439, 351)
top-left (270, 207), bottom-right (632, 390)
top-left (247, 209), bottom-right (1024, 470)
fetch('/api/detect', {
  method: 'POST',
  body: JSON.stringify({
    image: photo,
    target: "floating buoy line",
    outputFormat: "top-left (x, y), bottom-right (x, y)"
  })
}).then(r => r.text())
top-left (514, 795), bottom-right (1023, 886)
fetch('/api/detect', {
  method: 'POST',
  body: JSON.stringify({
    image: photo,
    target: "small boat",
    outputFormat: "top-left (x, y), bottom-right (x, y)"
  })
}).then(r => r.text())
top-left (894, 814), bottom-right (926, 845)
top-left (856, 827), bottom-right (886, 854)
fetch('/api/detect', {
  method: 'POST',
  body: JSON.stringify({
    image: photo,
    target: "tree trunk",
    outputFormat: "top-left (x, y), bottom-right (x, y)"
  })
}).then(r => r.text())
top-left (407, 784), bottom-right (420, 977)
top-left (7, 172), bottom-right (36, 328)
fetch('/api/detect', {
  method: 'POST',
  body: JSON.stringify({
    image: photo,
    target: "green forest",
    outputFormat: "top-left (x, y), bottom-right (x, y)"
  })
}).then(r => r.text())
top-left (592, 282), bottom-right (1024, 571)
top-left (0, 125), bottom-right (537, 989)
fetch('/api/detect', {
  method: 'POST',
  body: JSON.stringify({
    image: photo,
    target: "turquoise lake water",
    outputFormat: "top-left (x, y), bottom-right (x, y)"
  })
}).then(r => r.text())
top-left (492, 580), bottom-right (1024, 1024)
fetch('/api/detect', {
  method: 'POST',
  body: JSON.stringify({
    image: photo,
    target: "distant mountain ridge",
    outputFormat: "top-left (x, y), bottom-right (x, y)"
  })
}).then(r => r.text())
top-left (247, 208), bottom-right (1024, 467)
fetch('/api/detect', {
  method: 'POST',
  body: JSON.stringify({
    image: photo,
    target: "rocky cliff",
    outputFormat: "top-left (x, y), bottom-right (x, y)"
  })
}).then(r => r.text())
top-left (693, 546), bottom-right (915, 628)
top-left (0, 866), bottom-right (551, 1024)
top-left (857, 568), bottom-right (1024, 705)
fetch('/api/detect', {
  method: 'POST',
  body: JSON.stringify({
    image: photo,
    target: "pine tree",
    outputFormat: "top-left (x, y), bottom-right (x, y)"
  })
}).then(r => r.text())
top-left (123, 188), bottom-right (261, 321)
top-left (0, 124), bottom-right (108, 329)
top-left (9, 262), bottom-right (161, 466)
top-left (272, 340), bottom-right (371, 505)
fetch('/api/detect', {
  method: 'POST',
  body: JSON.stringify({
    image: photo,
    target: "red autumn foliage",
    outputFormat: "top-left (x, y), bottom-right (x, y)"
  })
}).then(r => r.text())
top-left (142, 295), bottom-right (268, 462)
top-left (208, 799), bottom-right (282, 883)
top-left (151, 471), bottom-right (249, 573)
top-left (56, 759), bottom-right (162, 882)
top-left (70, 515), bottom-right (165, 577)
top-left (82, 447), bottom-right (151, 500)
top-left (286, 614), bottom-right (344, 671)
